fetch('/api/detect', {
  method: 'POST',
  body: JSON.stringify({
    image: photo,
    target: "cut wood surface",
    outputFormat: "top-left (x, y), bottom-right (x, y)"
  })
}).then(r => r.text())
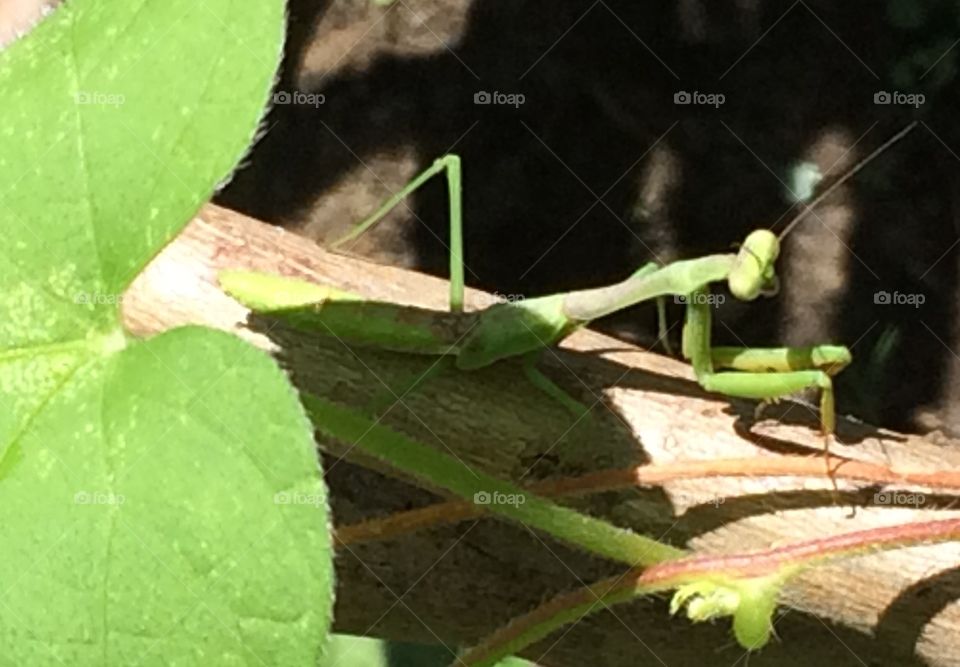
top-left (123, 203), bottom-right (960, 667)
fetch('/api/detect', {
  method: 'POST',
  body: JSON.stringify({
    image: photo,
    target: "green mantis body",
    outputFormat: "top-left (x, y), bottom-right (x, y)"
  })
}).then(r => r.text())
top-left (222, 124), bottom-right (915, 438)
top-left (223, 168), bottom-right (849, 437)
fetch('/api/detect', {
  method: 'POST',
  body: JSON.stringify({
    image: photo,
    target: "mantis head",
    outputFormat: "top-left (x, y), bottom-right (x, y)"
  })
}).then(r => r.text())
top-left (727, 229), bottom-right (780, 301)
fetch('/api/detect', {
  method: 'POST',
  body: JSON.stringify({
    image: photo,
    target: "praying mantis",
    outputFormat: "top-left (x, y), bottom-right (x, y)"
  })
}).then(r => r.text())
top-left (221, 122), bottom-right (916, 447)
top-left (218, 124), bottom-right (918, 665)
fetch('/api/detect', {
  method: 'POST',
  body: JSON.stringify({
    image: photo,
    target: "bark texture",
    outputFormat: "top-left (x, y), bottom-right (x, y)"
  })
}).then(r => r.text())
top-left (123, 203), bottom-right (960, 667)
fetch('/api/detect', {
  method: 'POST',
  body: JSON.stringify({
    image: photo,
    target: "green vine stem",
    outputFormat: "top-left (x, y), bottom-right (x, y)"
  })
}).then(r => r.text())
top-left (304, 394), bottom-right (960, 661)
top-left (306, 394), bottom-right (683, 565)
top-left (459, 517), bottom-right (960, 665)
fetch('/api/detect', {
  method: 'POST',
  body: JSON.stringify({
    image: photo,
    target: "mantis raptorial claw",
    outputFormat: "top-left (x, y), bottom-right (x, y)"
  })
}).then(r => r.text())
top-left (752, 397), bottom-right (782, 424)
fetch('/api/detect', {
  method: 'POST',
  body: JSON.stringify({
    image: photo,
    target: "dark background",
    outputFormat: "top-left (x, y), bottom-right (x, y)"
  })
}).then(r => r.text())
top-left (218, 0), bottom-right (960, 436)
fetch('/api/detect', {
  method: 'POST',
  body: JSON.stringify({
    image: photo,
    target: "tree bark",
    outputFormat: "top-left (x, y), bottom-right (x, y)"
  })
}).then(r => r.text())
top-left (123, 203), bottom-right (960, 667)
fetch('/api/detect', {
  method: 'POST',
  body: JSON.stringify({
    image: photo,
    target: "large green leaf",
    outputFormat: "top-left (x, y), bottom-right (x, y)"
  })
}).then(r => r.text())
top-left (0, 1), bottom-right (333, 665)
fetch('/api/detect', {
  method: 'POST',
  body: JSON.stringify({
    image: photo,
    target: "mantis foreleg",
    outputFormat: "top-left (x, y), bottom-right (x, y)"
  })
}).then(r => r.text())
top-left (682, 287), bottom-right (850, 440)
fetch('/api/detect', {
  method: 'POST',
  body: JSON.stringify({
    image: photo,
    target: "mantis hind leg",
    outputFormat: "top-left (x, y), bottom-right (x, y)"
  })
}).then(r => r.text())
top-left (331, 155), bottom-right (465, 312)
top-left (656, 297), bottom-right (673, 356)
top-left (522, 355), bottom-right (592, 422)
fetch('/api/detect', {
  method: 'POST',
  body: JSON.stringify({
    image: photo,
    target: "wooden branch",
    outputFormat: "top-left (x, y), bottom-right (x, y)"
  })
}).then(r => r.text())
top-left (124, 203), bottom-right (960, 667)
top-left (0, 0), bottom-right (58, 49)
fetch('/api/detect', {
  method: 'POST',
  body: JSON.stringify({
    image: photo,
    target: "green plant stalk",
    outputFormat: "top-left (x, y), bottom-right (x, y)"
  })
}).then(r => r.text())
top-left (459, 566), bottom-right (786, 665)
top-left (460, 516), bottom-right (960, 665)
top-left (460, 567), bottom-right (657, 666)
top-left (306, 394), bottom-right (683, 566)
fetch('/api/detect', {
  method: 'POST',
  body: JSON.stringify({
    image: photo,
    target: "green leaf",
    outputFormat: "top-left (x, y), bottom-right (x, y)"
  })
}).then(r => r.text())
top-left (0, 0), bottom-right (282, 342)
top-left (489, 658), bottom-right (537, 667)
top-left (323, 634), bottom-right (390, 666)
top-left (3, 328), bottom-right (332, 665)
top-left (671, 577), bottom-right (782, 651)
top-left (732, 578), bottom-right (781, 650)
top-left (0, 1), bottom-right (333, 665)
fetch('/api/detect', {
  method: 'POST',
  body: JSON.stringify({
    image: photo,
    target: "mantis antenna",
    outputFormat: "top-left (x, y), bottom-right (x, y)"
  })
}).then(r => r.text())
top-left (777, 121), bottom-right (918, 241)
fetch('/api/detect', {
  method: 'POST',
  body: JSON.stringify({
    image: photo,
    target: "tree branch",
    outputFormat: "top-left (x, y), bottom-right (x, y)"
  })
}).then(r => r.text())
top-left (123, 204), bottom-right (960, 667)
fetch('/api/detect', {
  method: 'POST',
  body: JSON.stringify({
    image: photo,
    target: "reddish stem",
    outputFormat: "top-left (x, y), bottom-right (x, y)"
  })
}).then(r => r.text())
top-left (461, 517), bottom-right (960, 665)
top-left (642, 516), bottom-right (960, 579)
top-left (336, 454), bottom-right (960, 546)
